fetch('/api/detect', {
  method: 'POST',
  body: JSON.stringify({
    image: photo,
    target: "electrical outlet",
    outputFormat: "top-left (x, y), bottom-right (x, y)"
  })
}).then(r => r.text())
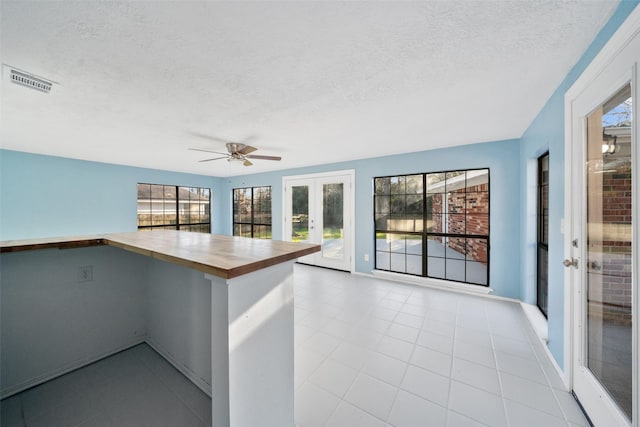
top-left (364, 253), bottom-right (369, 262)
top-left (78, 265), bottom-right (93, 283)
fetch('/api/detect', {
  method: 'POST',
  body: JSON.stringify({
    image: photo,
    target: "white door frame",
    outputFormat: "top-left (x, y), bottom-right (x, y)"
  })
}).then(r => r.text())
top-left (282, 169), bottom-right (355, 272)
top-left (564, 6), bottom-right (640, 425)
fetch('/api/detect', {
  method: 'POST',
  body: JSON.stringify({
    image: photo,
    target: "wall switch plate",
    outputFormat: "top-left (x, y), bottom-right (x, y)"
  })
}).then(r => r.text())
top-left (364, 254), bottom-right (369, 262)
top-left (78, 265), bottom-right (93, 282)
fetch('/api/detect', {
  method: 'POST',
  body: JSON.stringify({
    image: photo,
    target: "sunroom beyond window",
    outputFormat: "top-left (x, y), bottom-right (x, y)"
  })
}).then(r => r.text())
top-left (374, 169), bottom-right (489, 286)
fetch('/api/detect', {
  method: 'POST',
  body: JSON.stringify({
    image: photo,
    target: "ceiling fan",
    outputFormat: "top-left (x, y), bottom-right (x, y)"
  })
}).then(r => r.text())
top-left (189, 142), bottom-right (282, 167)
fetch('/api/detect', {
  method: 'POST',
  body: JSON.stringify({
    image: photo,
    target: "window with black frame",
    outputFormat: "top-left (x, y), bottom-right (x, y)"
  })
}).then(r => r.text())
top-left (374, 169), bottom-right (489, 285)
top-left (233, 186), bottom-right (272, 239)
top-left (537, 153), bottom-right (549, 317)
top-left (137, 183), bottom-right (211, 233)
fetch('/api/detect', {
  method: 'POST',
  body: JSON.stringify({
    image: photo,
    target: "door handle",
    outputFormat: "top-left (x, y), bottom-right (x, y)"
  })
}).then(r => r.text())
top-left (589, 261), bottom-right (601, 271)
top-left (563, 258), bottom-right (579, 268)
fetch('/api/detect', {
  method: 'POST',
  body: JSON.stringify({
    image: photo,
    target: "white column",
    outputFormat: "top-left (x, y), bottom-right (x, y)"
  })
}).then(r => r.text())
top-left (206, 260), bottom-right (295, 427)
top-left (209, 272), bottom-right (230, 427)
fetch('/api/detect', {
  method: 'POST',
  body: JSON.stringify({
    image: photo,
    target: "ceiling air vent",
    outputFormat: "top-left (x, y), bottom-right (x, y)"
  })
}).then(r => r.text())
top-left (10, 69), bottom-right (52, 93)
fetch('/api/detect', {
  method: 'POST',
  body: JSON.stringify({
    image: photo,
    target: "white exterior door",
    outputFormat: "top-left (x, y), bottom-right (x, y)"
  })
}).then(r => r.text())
top-left (566, 17), bottom-right (638, 427)
top-left (283, 171), bottom-right (354, 272)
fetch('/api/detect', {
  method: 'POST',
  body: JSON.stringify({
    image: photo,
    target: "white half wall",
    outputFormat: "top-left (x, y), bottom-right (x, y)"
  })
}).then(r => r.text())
top-left (146, 258), bottom-right (212, 394)
top-left (0, 246), bottom-right (148, 397)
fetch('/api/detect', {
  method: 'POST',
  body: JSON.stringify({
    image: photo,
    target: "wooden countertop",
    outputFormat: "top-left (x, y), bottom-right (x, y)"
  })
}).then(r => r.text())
top-left (0, 231), bottom-right (320, 279)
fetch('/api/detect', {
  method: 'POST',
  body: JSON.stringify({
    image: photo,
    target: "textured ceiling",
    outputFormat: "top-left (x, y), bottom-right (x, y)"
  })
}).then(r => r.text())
top-left (1, 1), bottom-right (618, 177)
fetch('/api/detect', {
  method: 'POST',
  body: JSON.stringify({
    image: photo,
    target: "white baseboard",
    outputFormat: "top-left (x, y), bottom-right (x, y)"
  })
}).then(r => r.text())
top-left (541, 334), bottom-right (569, 389)
top-left (519, 303), bottom-right (569, 389)
top-left (355, 270), bottom-right (519, 303)
top-left (144, 338), bottom-right (212, 398)
top-left (0, 338), bottom-right (145, 400)
top-left (521, 302), bottom-right (549, 343)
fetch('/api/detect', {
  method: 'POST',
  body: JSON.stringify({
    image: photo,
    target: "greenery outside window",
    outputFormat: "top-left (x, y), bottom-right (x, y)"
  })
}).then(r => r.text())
top-left (137, 183), bottom-right (211, 233)
top-left (233, 186), bottom-right (272, 239)
top-left (374, 169), bottom-right (489, 286)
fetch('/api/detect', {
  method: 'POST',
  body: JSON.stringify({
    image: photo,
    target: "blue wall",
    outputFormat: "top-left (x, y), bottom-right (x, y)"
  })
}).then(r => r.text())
top-left (1, 141), bottom-right (520, 300)
top-left (223, 139), bottom-right (522, 299)
top-left (0, 150), bottom-right (222, 240)
top-left (519, 1), bottom-right (639, 368)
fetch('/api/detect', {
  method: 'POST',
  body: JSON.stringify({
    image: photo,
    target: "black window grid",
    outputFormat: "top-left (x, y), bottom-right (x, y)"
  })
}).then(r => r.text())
top-left (233, 186), bottom-right (272, 239)
top-left (374, 168), bottom-right (490, 286)
top-left (137, 183), bottom-right (211, 233)
top-left (537, 152), bottom-right (550, 318)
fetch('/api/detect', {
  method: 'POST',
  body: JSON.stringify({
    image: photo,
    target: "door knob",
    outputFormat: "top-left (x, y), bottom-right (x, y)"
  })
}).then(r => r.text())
top-left (563, 258), bottom-right (578, 268)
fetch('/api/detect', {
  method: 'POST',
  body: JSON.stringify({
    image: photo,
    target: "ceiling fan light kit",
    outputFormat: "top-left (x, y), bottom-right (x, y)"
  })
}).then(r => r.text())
top-left (189, 141), bottom-right (281, 167)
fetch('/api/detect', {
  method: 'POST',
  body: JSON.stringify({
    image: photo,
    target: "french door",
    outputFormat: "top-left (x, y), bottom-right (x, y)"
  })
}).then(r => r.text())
top-left (283, 171), bottom-right (354, 271)
top-left (567, 24), bottom-right (638, 426)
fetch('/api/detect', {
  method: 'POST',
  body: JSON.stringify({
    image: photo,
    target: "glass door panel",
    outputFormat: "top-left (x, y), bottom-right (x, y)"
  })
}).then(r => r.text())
top-left (585, 83), bottom-right (633, 421)
top-left (284, 172), bottom-right (353, 271)
top-left (291, 185), bottom-right (311, 243)
top-left (322, 183), bottom-right (344, 260)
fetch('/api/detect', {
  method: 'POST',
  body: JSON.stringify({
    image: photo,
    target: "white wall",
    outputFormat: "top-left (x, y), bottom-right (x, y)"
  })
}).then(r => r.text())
top-left (1, 246), bottom-right (215, 399)
top-left (146, 258), bottom-right (212, 394)
top-left (0, 246), bottom-right (148, 397)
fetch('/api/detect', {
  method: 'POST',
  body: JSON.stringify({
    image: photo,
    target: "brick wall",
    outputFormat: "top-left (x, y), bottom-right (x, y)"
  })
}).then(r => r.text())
top-left (432, 193), bottom-right (443, 244)
top-left (600, 163), bottom-right (632, 325)
top-left (430, 184), bottom-right (489, 264)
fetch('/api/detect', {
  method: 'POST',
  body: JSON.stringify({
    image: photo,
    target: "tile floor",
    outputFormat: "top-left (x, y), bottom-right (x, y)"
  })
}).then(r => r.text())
top-left (1, 264), bottom-right (590, 427)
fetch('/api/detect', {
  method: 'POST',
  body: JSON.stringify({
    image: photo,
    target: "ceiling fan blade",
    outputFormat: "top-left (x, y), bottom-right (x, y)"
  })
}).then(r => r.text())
top-left (189, 148), bottom-right (229, 156)
top-left (199, 156), bottom-right (228, 162)
top-left (237, 145), bottom-right (258, 155)
top-left (246, 154), bottom-right (282, 161)
top-left (189, 132), bottom-right (230, 144)
top-left (243, 159), bottom-right (253, 167)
